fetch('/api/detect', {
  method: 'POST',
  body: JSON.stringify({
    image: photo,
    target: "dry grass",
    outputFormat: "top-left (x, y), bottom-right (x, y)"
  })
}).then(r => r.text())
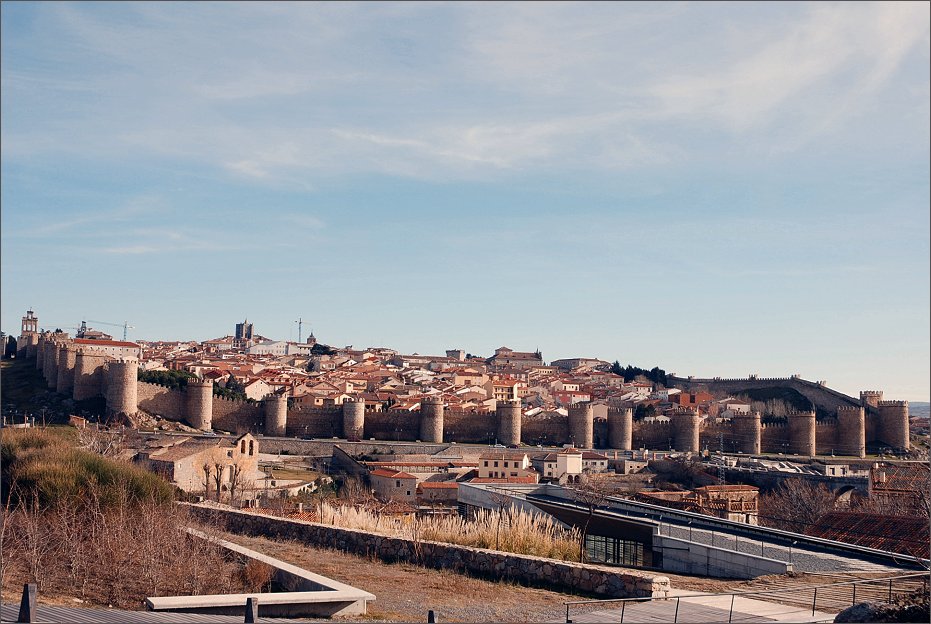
top-left (316, 502), bottom-right (582, 561)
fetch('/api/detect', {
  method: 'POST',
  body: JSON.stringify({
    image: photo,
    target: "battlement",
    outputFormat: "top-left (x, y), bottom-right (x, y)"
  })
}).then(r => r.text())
top-left (498, 399), bottom-right (522, 408)
top-left (187, 379), bottom-right (213, 388)
top-left (837, 406), bottom-right (864, 414)
top-left (878, 400), bottom-right (908, 407)
top-left (860, 390), bottom-right (883, 397)
top-left (421, 396), bottom-right (444, 405)
top-left (344, 397), bottom-right (364, 404)
top-left (787, 410), bottom-right (816, 418)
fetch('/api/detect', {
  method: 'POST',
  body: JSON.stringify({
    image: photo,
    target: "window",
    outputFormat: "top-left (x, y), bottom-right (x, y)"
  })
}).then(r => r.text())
top-left (248, 440), bottom-right (254, 455)
top-left (494, 461), bottom-right (498, 467)
top-left (396, 480), bottom-right (401, 487)
top-left (484, 461), bottom-right (488, 467)
top-left (504, 461), bottom-right (508, 468)
top-left (240, 441), bottom-right (246, 453)
top-left (407, 491), bottom-right (411, 496)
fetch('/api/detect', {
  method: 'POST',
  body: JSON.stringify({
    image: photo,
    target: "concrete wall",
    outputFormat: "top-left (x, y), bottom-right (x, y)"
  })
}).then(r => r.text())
top-left (185, 504), bottom-right (670, 599)
top-left (653, 534), bottom-right (792, 579)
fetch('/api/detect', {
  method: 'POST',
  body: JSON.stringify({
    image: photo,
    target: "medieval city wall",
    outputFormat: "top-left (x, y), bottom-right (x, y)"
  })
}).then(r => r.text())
top-left (522, 414), bottom-right (569, 446)
top-left (136, 381), bottom-right (184, 420)
top-left (815, 420), bottom-right (840, 455)
top-left (444, 410), bottom-right (498, 444)
top-left (286, 406), bottom-right (342, 439)
top-left (211, 396), bottom-right (264, 434)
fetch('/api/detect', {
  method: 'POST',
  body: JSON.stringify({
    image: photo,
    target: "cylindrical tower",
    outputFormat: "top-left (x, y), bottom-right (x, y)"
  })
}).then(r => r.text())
top-left (734, 411), bottom-right (762, 455)
top-left (73, 349), bottom-right (107, 401)
top-left (836, 406), bottom-right (865, 458)
top-left (24, 334), bottom-right (39, 359)
top-left (672, 408), bottom-right (701, 452)
top-left (184, 379), bottom-right (214, 431)
top-left (35, 334), bottom-right (47, 370)
top-left (568, 403), bottom-right (594, 449)
top-left (607, 407), bottom-right (633, 450)
top-left (420, 396), bottom-right (444, 443)
top-left (56, 345), bottom-right (77, 394)
top-left (263, 392), bottom-right (289, 437)
top-left (106, 359), bottom-right (138, 417)
top-left (877, 401), bottom-right (909, 451)
top-left (496, 399), bottom-right (522, 447)
top-left (43, 339), bottom-right (59, 388)
top-left (860, 391), bottom-right (883, 409)
top-left (342, 398), bottom-right (365, 439)
top-left (788, 410), bottom-right (816, 456)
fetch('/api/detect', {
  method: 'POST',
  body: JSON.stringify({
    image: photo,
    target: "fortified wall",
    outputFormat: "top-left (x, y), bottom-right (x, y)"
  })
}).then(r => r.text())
top-left (23, 330), bottom-right (911, 457)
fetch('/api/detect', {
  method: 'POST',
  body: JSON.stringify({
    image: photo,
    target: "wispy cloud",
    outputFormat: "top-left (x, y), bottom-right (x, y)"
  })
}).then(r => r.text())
top-left (2, 2), bottom-right (925, 186)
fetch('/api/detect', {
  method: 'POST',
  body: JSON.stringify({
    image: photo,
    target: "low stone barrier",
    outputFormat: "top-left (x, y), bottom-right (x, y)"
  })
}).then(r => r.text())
top-left (186, 504), bottom-right (670, 599)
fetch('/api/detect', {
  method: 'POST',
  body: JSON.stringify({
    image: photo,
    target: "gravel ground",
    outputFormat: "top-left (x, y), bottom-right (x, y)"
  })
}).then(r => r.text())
top-left (217, 532), bottom-right (892, 623)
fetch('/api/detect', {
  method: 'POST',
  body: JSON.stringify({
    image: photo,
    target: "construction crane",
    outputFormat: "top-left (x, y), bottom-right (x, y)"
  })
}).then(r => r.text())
top-left (86, 319), bottom-right (135, 341)
top-left (294, 317), bottom-right (304, 343)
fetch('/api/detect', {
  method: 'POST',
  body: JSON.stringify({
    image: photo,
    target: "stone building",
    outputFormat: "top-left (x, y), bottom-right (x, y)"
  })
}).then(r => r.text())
top-left (478, 451), bottom-right (535, 480)
top-left (370, 468), bottom-right (417, 503)
top-left (134, 433), bottom-right (262, 499)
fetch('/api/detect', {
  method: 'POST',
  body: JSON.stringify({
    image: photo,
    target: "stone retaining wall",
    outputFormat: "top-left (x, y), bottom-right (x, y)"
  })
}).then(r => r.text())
top-left (186, 504), bottom-right (670, 599)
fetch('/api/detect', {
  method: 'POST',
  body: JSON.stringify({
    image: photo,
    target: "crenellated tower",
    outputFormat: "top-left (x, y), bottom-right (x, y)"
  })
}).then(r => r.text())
top-left (607, 406), bottom-right (633, 450)
top-left (568, 402), bottom-right (594, 449)
top-left (106, 359), bottom-right (138, 417)
top-left (420, 396), bottom-right (444, 443)
top-left (788, 410), bottom-right (817, 456)
top-left (55, 344), bottom-right (77, 395)
top-left (734, 411), bottom-right (762, 455)
top-left (672, 408), bottom-right (701, 452)
top-left (836, 406), bottom-right (866, 458)
top-left (184, 379), bottom-right (214, 431)
top-left (263, 392), bottom-right (289, 437)
top-left (496, 399), bottom-right (522, 447)
top-left (73, 348), bottom-right (107, 401)
top-left (877, 400), bottom-right (909, 451)
top-left (342, 397), bottom-right (365, 440)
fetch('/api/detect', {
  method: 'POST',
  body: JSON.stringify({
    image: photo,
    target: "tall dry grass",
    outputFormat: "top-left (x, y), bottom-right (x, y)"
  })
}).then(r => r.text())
top-left (317, 502), bottom-right (581, 562)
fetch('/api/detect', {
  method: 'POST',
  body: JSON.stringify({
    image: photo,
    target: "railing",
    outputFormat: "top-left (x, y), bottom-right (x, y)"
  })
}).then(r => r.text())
top-left (564, 572), bottom-right (929, 623)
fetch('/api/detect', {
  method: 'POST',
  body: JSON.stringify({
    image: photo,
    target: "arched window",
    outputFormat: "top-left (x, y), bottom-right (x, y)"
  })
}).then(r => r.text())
top-left (240, 440), bottom-right (246, 454)
top-left (248, 440), bottom-right (254, 456)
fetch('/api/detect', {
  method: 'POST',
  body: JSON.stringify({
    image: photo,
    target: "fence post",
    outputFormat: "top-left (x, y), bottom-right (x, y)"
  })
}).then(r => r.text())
top-left (812, 588), bottom-right (817, 616)
top-left (565, 603), bottom-right (570, 623)
top-left (888, 579), bottom-right (892, 603)
top-left (620, 601), bottom-right (626, 623)
top-left (852, 583), bottom-right (856, 605)
top-left (674, 596), bottom-right (680, 623)
top-left (728, 594), bottom-right (735, 623)
top-left (245, 597), bottom-right (258, 623)
top-left (17, 583), bottom-right (36, 624)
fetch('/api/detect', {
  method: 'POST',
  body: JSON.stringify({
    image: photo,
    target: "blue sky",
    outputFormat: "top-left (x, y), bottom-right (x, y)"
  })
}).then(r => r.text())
top-left (2, 2), bottom-right (928, 401)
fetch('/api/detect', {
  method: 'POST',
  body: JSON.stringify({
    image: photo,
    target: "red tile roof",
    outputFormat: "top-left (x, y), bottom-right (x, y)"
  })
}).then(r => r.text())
top-left (809, 512), bottom-right (929, 558)
top-left (74, 338), bottom-right (140, 348)
top-left (370, 468), bottom-right (417, 480)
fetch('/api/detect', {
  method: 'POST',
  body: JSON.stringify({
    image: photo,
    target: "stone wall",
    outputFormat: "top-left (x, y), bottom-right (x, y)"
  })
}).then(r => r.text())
top-left (137, 381), bottom-right (184, 419)
top-left (211, 396), bottom-right (264, 433)
top-left (522, 413), bottom-right (569, 446)
top-left (286, 407), bottom-right (341, 439)
top-left (185, 504), bottom-right (670, 599)
top-left (444, 410), bottom-right (497, 443)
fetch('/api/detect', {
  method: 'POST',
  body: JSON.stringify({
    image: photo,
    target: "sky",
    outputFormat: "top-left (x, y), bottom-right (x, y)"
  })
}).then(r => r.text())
top-left (1, 2), bottom-right (928, 402)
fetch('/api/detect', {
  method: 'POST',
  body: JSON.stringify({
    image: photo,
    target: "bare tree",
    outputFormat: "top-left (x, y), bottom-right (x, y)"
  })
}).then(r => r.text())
top-left (571, 473), bottom-right (610, 562)
top-left (759, 478), bottom-right (836, 533)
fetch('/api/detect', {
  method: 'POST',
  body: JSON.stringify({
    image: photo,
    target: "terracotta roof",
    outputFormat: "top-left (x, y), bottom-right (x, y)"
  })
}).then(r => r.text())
top-left (871, 463), bottom-right (930, 493)
top-left (370, 468), bottom-right (417, 480)
top-left (74, 338), bottom-right (140, 348)
top-left (418, 482), bottom-right (460, 489)
top-left (809, 512), bottom-right (929, 558)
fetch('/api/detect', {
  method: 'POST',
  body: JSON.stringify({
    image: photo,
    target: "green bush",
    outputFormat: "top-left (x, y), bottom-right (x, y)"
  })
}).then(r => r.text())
top-left (2, 427), bottom-right (174, 509)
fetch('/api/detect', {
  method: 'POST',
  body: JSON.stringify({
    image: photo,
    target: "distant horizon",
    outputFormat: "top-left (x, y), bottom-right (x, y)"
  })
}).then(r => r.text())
top-left (3, 3), bottom-right (928, 404)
